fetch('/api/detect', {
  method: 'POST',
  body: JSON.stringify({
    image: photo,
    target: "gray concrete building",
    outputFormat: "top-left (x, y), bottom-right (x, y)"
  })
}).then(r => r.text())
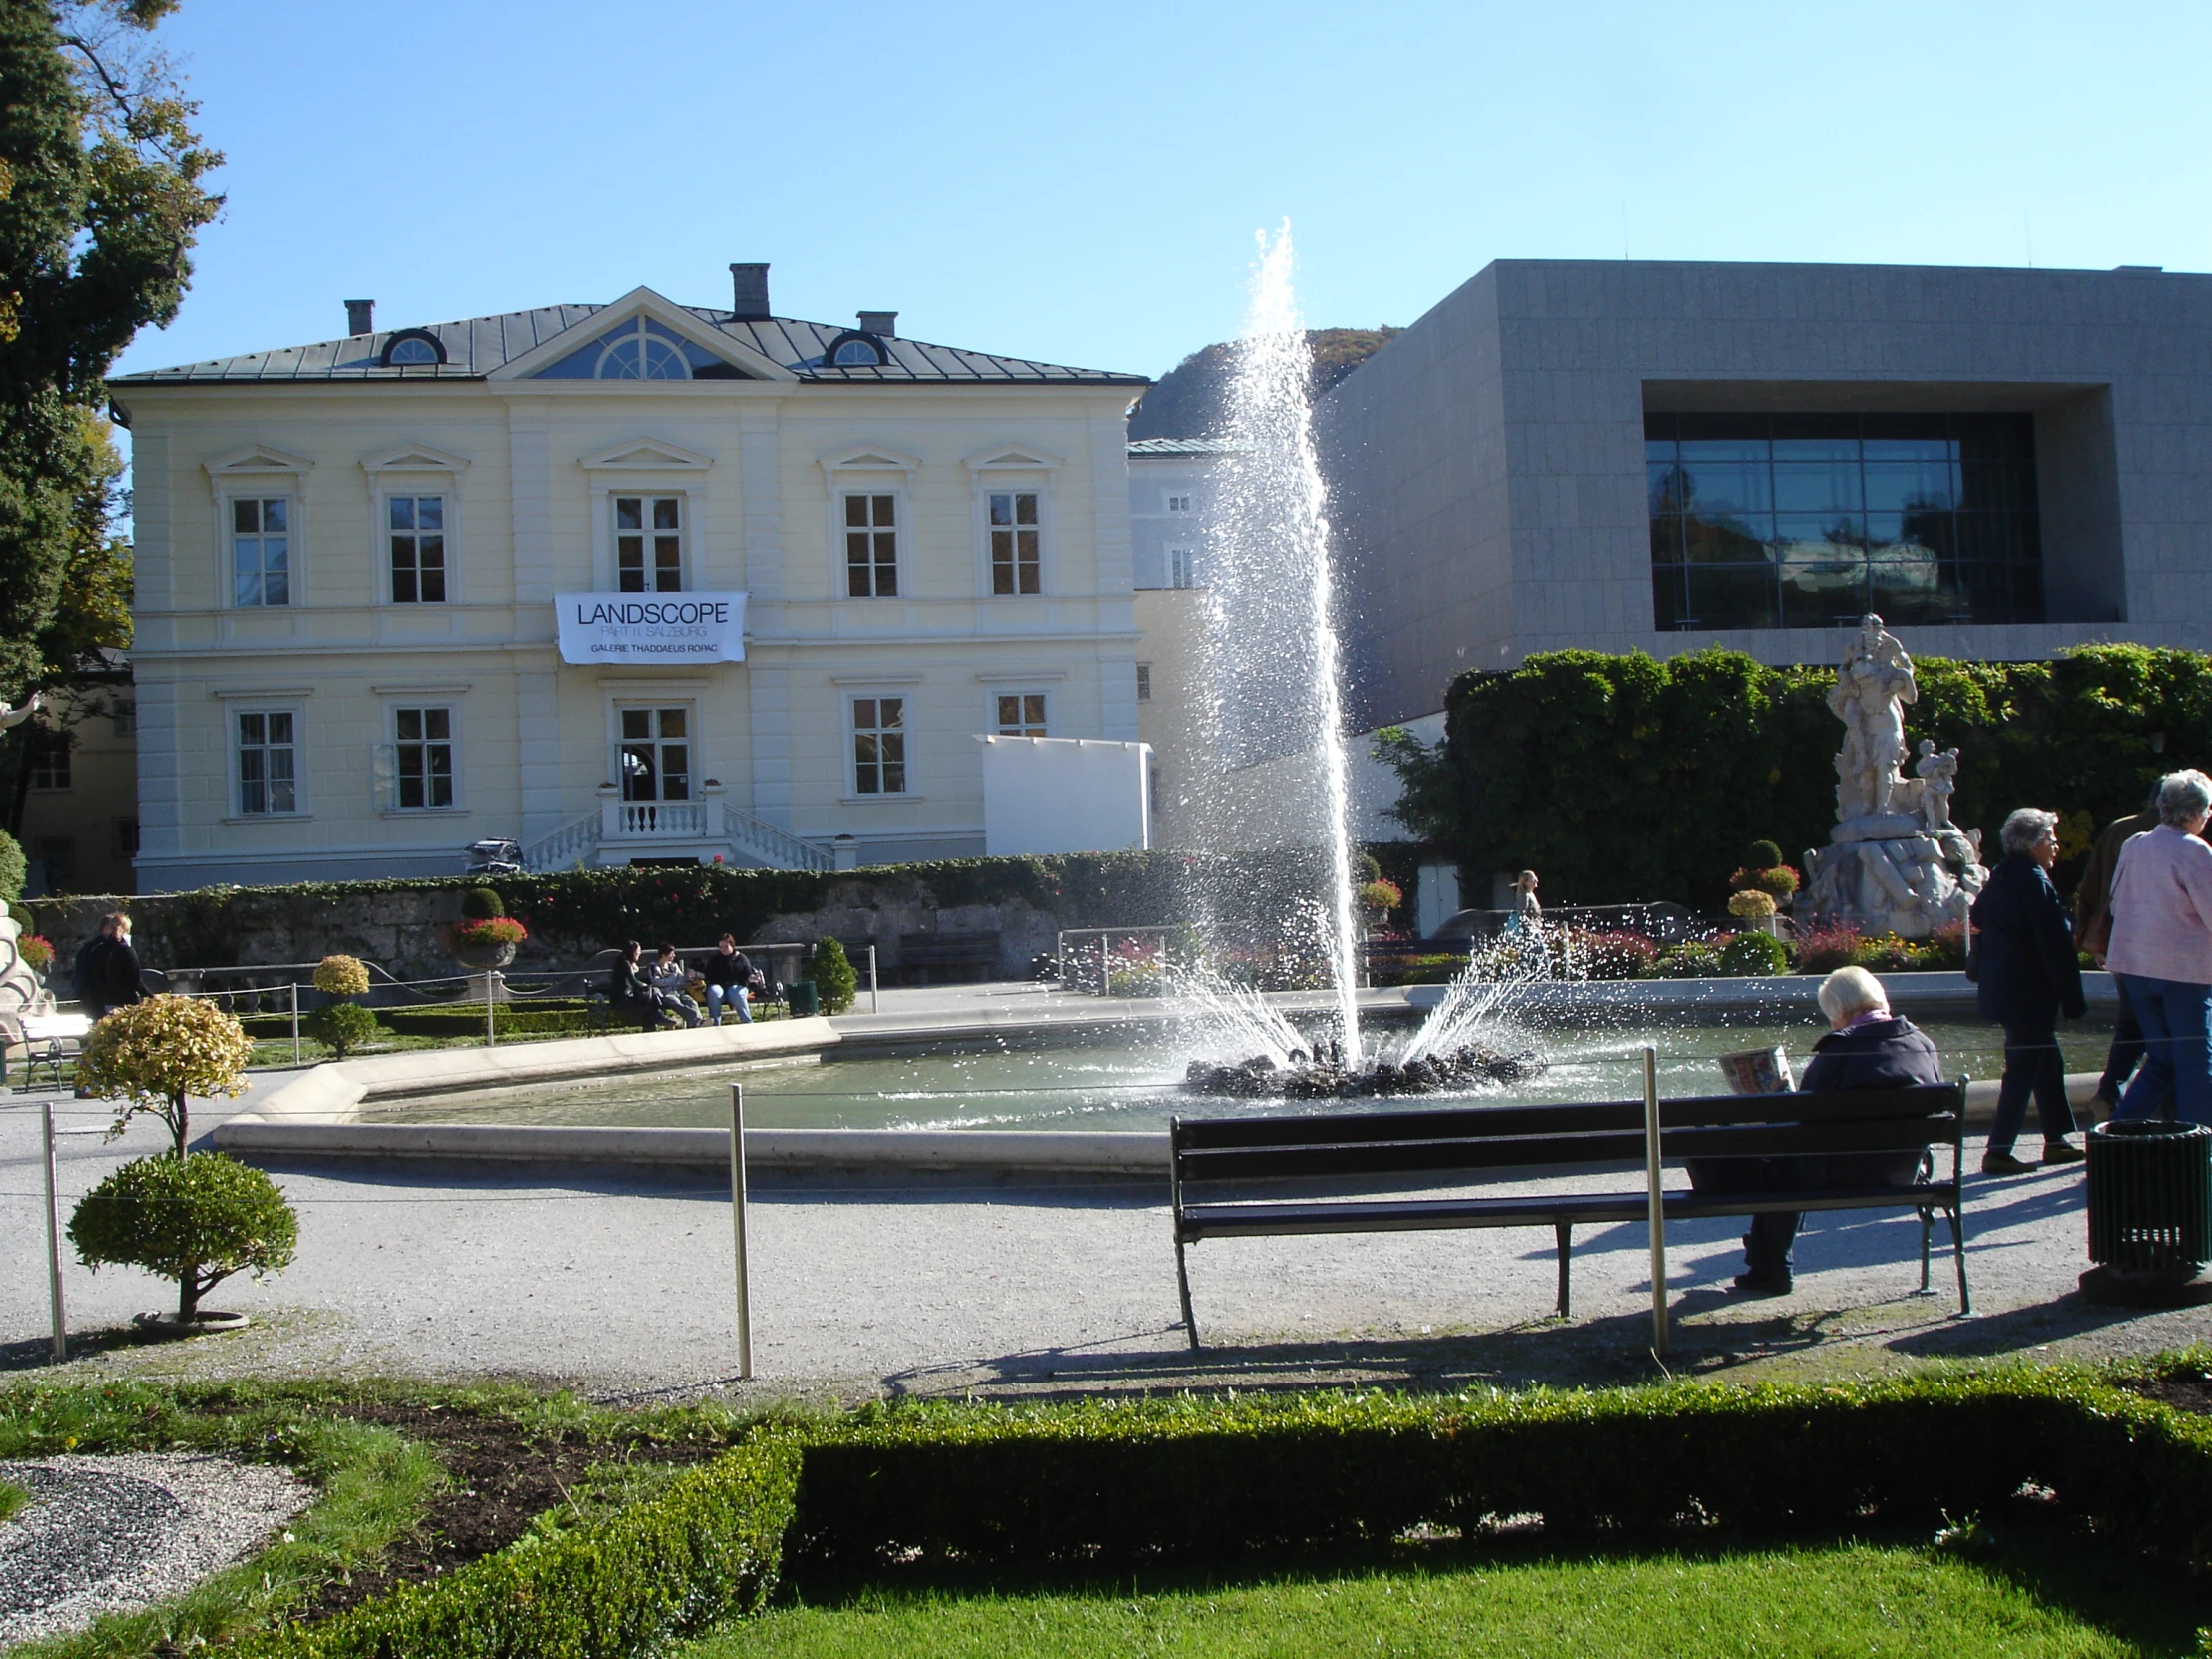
top-left (1320, 258), bottom-right (2212, 727)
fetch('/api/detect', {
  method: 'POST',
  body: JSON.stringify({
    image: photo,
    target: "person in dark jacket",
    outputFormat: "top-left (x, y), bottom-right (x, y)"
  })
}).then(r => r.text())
top-left (1694, 966), bottom-right (1943, 1294)
top-left (1971, 807), bottom-right (2087, 1175)
top-left (699, 934), bottom-right (755, 1025)
top-left (73, 915), bottom-right (117, 1014)
top-left (95, 915), bottom-right (147, 1017)
top-left (608, 940), bottom-right (670, 1032)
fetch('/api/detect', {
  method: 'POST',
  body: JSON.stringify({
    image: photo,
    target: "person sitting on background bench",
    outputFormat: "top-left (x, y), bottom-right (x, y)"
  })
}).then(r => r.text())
top-left (609, 940), bottom-right (671, 1032)
top-left (649, 942), bottom-right (704, 1028)
top-left (1689, 966), bottom-right (1943, 1296)
top-left (700, 934), bottom-right (755, 1025)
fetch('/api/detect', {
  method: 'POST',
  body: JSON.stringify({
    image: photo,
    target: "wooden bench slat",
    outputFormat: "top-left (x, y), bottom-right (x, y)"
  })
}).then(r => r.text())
top-left (1176, 1131), bottom-right (1654, 1181)
top-left (1173, 1099), bottom-right (1644, 1149)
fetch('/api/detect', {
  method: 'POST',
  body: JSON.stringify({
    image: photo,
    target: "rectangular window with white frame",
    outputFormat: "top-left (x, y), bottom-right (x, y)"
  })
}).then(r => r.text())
top-left (618, 706), bottom-right (691, 802)
top-left (843, 492), bottom-right (898, 597)
top-left (26, 732), bottom-right (69, 791)
top-left (851, 696), bottom-right (907, 795)
top-left (1167, 545), bottom-right (1197, 589)
top-left (391, 706), bottom-right (455, 810)
top-left (993, 692), bottom-right (1049, 737)
top-left (988, 492), bottom-right (1042, 595)
top-left (1164, 491), bottom-right (1193, 514)
top-left (388, 495), bottom-right (447, 603)
top-left (615, 496), bottom-right (684, 592)
top-left (1136, 664), bottom-right (1152, 702)
top-left (236, 710), bottom-right (299, 815)
top-left (231, 497), bottom-right (291, 606)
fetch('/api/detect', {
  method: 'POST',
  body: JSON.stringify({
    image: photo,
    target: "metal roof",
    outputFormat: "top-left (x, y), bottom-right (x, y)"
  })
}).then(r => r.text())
top-left (116, 302), bottom-right (1149, 387)
top-left (1126, 437), bottom-right (1238, 456)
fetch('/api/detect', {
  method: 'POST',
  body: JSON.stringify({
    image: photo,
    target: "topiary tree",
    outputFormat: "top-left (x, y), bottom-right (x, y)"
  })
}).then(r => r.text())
top-left (806, 936), bottom-right (857, 1014)
top-left (306, 1000), bottom-right (380, 1058)
top-left (69, 1151), bottom-right (297, 1324)
top-left (0, 830), bottom-right (23, 904)
top-left (76, 995), bottom-right (254, 1159)
top-left (1747, 840), bottom-right (1783, 871)
top-left (1717, 931), bottom-right (1789, 977)
top-left (312, 954), bottom-right (370, 998)
top-left (461, 887), bottom-right (506, 920)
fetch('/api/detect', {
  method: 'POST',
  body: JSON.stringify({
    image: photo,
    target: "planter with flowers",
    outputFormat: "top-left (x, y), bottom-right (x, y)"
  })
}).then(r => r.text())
top-left (16, 932), bottom-right (53, 977)
top-left (448, 888), bottom-right (528, 972)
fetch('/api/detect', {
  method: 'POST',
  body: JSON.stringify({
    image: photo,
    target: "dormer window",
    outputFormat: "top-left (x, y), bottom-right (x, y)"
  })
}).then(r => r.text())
top-left (827, 332), bottom-right (887, 368)
top-left (379, 329), bottom-right (448, 367)
top-left (596, 318), bottom-right (692, 380)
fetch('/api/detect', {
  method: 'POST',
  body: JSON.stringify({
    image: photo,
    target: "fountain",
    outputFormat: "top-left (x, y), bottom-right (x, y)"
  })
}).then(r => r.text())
top-left (1175, 226), bottom-right (1539, 1099)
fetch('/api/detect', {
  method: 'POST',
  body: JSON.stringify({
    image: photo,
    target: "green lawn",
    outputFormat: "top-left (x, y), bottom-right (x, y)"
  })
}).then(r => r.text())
top-left (679, 1538), bottom-right (2208, 1659)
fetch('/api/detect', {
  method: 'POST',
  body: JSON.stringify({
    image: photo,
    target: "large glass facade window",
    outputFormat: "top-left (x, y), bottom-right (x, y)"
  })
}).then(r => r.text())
top-left (1646, 413), bottom-right (2043, 631)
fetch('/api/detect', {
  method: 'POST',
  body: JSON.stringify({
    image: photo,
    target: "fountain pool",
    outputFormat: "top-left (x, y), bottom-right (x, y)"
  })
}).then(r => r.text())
top-left (359, 1015), bottom-right (2108, 1133)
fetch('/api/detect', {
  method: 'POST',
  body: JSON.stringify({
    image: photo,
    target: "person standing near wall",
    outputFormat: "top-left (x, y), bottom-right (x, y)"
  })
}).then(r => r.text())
top-left (2104, 769), bottom-right (2212, 1127)
top-left (2074, 790), bottom-right (2161, 1118)
top-left (1970, 809), bottom-right (2086, 1175)
top-left (96, 915), bottom-right (147, 1019)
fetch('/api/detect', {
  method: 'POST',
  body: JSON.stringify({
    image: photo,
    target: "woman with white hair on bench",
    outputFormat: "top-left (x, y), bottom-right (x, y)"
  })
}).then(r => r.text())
top-left (1695, 966), bottom-right (1943, 1295)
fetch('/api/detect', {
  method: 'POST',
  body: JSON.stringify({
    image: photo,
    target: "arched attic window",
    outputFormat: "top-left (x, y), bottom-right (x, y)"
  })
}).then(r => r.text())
top-left (825, 331), bottom-right (888, 368)
top-left (380, 328), bottom-right (448, 367)
top-left (595, 317), bottom-right (692, 380)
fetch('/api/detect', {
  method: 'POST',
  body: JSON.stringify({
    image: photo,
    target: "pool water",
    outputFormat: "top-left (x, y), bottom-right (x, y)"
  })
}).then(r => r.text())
top-left (364, 1015), bottom-right (2117, 1132)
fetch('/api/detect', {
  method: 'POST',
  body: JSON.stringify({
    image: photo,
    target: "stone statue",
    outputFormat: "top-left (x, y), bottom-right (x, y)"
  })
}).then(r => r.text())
top-left (1913, 739), bottom-right (1960, 831)
top-left (1799, 618), bottom-right (1987, 940)
top-left (0, 692), bottom-right (40, 732)
top-left (1827, 615), bottom-right (1917, 823)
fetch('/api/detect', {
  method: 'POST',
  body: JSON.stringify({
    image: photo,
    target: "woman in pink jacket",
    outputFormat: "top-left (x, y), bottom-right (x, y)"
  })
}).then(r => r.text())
top-left (2105, 769), bottom-right (2212, 1125)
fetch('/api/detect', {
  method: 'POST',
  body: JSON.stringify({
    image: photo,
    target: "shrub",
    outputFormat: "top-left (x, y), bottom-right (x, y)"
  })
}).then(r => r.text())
top-left (8, 899), bottom-right (32, 930)
top-left (1747, 838), bottom-right (1783, 870)
top-left (17, 932), bottom-right (54, 973)
top-left (311, 954), bottom-right (370, 998)
top-left (0, 829), bottom-right (22, 904)
top-left (1566, 928), bottom-right (1658, 980)
top-left (460, 886), bottom-right (506, 920)
top-left (1656, 938), bottom-right (1724, 978)
top-left (1718, 930), bottom-right (1789, 976)
top-left (1730, 863), bottom-right (1801, 899)
top-left (306, 1001), bottom-right (381, 1058)
top-left (68, 1152), bottom-right (297, 1322)
top-left (1795, 923), bottom-right (1862, 974)
top-left (1727, 889), bottom-right (1778, 919)
top-left (76, 995), bottom-right (254, 1158)
top-left (806, 936), bottom-right (857, 1014)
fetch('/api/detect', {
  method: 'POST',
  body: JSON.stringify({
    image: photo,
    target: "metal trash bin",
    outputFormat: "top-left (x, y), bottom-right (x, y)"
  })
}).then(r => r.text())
top-left (2080, 1118), bottom-right (2212, 1305)
top-left (786, 980), bottom-right (820, 1018)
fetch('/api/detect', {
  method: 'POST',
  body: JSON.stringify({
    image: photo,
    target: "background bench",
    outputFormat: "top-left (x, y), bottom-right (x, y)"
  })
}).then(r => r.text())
top-left (1168, 1081), bottom-right (1967, 1347)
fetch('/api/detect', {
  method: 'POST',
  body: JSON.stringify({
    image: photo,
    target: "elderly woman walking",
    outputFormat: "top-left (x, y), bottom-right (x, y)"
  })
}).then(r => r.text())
top-left (1970, 807), bottom-right (2087, 1175)
top-left (2105, 769), bottom-right (2212, 1126)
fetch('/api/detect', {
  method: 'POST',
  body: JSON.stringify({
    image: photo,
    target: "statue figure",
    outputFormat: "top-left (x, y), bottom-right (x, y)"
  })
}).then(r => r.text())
top-left (1913, 738), bottom-right (1960, 831)
top-left (1826, 614), bottom-right (1917, 822)
top-left (0, 692), bottom-right (40, 732)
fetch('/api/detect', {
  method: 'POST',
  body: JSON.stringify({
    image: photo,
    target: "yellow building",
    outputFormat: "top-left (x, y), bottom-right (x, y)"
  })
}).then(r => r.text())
top-left (112, 268), bottom-right (1150, 886)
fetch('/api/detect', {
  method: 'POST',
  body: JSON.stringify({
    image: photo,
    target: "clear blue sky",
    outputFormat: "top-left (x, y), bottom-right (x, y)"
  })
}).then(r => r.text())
top-left (111, 0), bottom-right (2212, 386)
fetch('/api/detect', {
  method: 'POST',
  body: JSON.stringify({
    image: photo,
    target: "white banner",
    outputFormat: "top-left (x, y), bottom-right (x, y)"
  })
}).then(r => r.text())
top-left (555, 592), bottom-right (747, 664)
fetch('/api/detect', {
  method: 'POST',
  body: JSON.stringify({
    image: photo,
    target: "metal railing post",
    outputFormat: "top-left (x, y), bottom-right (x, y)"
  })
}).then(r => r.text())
top-left (289, 982), bottom-right (300, 1064)
top-left (868, 945), bottom-right (879, 1013)
top-left (730, 1082), bottom-right (753, 1380)
top-left (1643, 1044), bottom-right (1668, 1357)
top-left (43, 1101), bottom-right (67, 1363)
top-left (487, 972), bottom-right (499, 1048)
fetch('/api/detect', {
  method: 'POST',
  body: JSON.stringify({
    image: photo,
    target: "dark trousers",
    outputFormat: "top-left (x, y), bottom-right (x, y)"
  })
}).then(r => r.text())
top-left (1988, 1023), bottom-right (2076, 1153)
top-left (1685, 1153), bottom-right (1927, 1277)
top-left (2097, 979), bottom-right (2145, 1102)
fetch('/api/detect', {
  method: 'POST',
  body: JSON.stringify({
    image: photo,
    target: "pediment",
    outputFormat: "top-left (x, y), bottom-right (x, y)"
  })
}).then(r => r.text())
top-left (820, 444), bottom-right (920, 473)
top-left (578, 436), bottom-right (715, 471)
top-left (204, 444), bottom-right (315, 477)
top-left (964, 441), bottom-right (1063, 472)
top-left (490, 286), bottom-right (795, 383)
top-left (360, 442), bottom-right (471, 475)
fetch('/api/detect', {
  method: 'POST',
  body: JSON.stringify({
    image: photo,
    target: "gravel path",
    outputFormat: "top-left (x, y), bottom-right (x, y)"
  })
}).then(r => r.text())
top-left (0, 1453), bottom-right (309, 1647)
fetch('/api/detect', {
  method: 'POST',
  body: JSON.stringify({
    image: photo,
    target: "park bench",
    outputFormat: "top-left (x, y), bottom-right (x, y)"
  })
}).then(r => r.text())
top-left (1168, 1080), bottom-right (1968, 1347)
top-left (896, 931), bottom-right (1001, 985)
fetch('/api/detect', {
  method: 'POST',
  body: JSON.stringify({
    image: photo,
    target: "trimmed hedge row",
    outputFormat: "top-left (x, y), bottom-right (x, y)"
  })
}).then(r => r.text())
top-left (790, 1370), bottom-right (2212, 1569)
top-left (233, 1439), bottom-right (801, 1659)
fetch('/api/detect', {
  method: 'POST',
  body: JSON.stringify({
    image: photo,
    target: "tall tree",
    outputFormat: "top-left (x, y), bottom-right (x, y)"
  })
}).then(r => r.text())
top-left (0, 0), bottom-right (218, 701)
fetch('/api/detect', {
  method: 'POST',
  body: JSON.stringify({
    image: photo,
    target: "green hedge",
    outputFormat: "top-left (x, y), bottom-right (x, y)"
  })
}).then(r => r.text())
top-left (234, 1439), bottom-right (800, 1659)
top-left (1395, 643), bottom-right (2212, 910)
top-left (790, 1368), bottom-right (2212, 1569)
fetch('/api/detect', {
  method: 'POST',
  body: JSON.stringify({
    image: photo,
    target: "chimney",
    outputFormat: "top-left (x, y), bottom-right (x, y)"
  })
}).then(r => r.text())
top-left (344, 299), bottom-right (375, 336)
top-left (857, 310), bottom-right (897, 338)
top-left (728, 263), bottom-right (771, 320)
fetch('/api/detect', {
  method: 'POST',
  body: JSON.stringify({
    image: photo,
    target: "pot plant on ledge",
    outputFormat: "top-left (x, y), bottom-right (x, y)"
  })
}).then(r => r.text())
top-left (448, 887), bottom-right (528, 973)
